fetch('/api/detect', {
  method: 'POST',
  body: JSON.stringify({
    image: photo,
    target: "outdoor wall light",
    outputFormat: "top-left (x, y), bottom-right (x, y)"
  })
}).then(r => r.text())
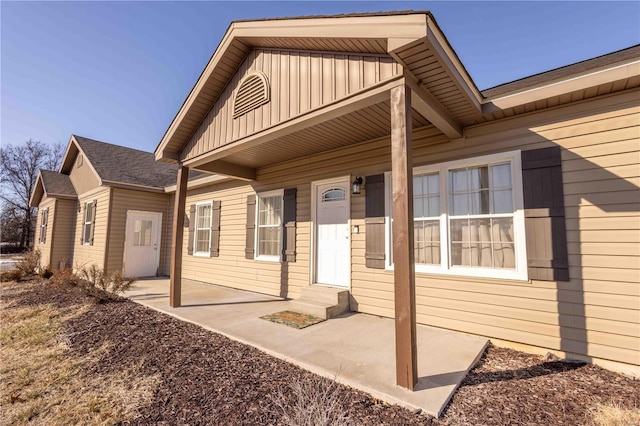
top-left (351, 176), bottom-right (363, 195)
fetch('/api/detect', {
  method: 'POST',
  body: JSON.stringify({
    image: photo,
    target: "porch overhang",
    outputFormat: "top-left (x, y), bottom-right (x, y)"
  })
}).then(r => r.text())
top-left (155, 12), bottom-right (483, 168)
top-left (182, 77), bottom-right (445, 180)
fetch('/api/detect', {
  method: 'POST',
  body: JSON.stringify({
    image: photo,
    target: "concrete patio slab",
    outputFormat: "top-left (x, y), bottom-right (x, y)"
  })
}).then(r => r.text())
top-left (125, 278), bottom-right (488, 417)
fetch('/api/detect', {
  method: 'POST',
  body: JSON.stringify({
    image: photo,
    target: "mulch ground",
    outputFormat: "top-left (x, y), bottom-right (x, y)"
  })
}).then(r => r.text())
top-left (2, 278), bottom-right (638, 425)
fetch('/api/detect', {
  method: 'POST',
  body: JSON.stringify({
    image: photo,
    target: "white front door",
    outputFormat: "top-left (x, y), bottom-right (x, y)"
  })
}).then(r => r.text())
top-left (315, 179), bottom-right (350, 288)
top-left (123, 211), bottom-right (162, 278)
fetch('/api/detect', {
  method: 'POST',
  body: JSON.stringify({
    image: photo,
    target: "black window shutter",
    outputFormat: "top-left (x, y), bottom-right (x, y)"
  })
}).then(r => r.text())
top-left (245, 195), bottom-right (256, 259)
top-left (365, 174), bottom-right (386, 269)
top-left (89, 200), bottom-right (97, 246)
top-left (521, 146), bottom-right (569, 281)
top-left (282, 188), bottom-right (297, 262)
top-left (187, 204), bottom-right (195, 256)
top-left (210, 201), bottom-right (221, 257)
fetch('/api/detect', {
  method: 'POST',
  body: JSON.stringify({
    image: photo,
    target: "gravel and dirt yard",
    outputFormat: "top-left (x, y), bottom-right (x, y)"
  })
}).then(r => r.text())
top-left (1, 277), bottom-right (639, 425)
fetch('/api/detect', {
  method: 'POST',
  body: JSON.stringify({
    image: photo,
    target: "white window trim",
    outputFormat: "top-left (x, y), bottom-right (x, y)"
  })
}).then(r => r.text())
top-left (255, 189), bottom-right (284, 262)
top-left (82, 200), bottom-right (94, 245)
top-left (385, 150), bottom-right (528, 281)
top-left (193, 201), bottom-right (213, 257)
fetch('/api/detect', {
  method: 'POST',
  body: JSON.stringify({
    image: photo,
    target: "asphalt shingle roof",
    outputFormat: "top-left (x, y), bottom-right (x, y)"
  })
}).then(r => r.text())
top-left (40, 169), bottom-right (77, 197)
top-left (73, 135), bottom-right (181, 189)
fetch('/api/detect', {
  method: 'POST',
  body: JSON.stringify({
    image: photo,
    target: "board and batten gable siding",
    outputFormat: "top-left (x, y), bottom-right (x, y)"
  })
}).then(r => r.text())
top-left (181, 48), bottom-right (402, 161)
top-left (50, 198), bottom-right (76, 269)
top-left (106, 188), bottom-right (172, 276)
top-left (34, 197), bottom-right (56, 268)
top-left (68, 152), bottom-right (101, 196)
top-left (180, 87), bottom-right (639, 371)
top-left (72, 187), bottom-right (111, 271)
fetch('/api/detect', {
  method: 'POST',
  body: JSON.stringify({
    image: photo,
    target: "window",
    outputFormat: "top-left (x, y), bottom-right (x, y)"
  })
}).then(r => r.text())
top-left (39, 208), bottom-right (48, 244)
top-left (385, 151), bottom-right (527, 280)
top-left (133, 220), bottom-right (153, 246)
top-left (194, 202), bottom-right (212, 255)
top-left (322, 188), bottom-right (346, 202)
top-left (256, 190), bottom-right (283, 261)
top-left (82, 201), bottom-right (95, 245)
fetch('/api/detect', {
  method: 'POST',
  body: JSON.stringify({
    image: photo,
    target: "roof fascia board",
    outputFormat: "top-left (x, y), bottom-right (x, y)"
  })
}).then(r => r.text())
top-left (183, 75), bottom-right (404, 168)
top-left (424, 16), bottom-right (483, 110)
top-left (484, 59), bottom-right (640, 112)
top-left (45, 193), bottom-right (78, 200)
top-left (29, 172), bottom-right (45, 207)
top-left (233, 13), bottom-right (427, 40)
top-left (101, 180), bottom-right (166, 193)
top-left (59, 135), bottom-right (79, 174)
top-left (156, 24), bottom-right (240, 161)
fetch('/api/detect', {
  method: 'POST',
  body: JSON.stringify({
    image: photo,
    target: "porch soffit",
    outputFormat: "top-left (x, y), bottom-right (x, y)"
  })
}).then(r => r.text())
top-left (193, 101), bottom-right (432, 173)
top-left (155, 12), bottom-right (482, 166)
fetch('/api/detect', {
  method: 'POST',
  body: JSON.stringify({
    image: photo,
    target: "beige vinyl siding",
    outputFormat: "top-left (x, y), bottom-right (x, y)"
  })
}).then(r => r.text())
top-left (72, 188), bottom-right (111, 271)
top-left (181, 87), bottom-right (639, 368)
top-left (34, 197), bottom-right (56, 268)
top-left (49, 198), bottom-right (76, 269)
top-left (68, 153), bottom-right (100, 196)
top-left (181, 48), bottom-right (402, 161)
top-left (106, 188), bottom-right (171, 276)
top-left (181, 180), bottom-right (310, 299)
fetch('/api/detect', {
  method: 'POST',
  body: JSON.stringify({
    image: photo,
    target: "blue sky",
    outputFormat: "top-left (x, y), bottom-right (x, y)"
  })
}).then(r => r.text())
top-left (1, 1), bottom-right (639, 153)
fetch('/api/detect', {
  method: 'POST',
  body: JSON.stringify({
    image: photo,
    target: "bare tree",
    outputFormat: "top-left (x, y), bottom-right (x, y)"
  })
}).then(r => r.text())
top-left (0, 139), bottom-right (64, 249)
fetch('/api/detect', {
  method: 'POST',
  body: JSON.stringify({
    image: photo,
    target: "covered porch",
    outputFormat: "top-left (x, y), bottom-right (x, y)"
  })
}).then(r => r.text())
top-left (156, 13), bottom-right (485, 391)
top-left (125, 278), bottom-right (487, 417)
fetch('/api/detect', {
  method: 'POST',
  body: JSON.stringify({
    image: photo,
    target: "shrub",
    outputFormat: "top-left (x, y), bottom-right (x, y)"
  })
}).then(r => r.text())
top-left (108, 270), bottom-right (136, 294)
top-left (39, 266), bottom-right (53, 279)
top-left (16, 249), bottom-right (41, 276)
top-left (49, 264), bottom-right (81, 288)
top-left (78, 264), bottom-right (108, 291)
top-left (77, 265), bottom-right (136, 302)
top-left (0, 269), bottom-right (23, 283)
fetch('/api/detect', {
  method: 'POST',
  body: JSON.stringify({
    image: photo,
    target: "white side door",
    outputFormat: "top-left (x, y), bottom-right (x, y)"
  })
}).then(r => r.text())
top-left (315, 180), bottom-right (350, 287)
top-left (123, 211), bottom-right (162, 278)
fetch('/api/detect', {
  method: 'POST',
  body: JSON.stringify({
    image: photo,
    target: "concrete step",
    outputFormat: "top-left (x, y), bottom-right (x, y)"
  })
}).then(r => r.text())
top-left (290, 286), bottom-right (351, 319)
top-left (300, 286), bottom-right (349, 305)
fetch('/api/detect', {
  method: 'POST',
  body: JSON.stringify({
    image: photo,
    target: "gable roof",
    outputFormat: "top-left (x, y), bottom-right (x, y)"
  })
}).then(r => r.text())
top-left (60, 135), bottom-right (181, 190)
top-left (29, 169), bottom-right (77, 207)
top-left (154, 11), bottom-right (483, 161)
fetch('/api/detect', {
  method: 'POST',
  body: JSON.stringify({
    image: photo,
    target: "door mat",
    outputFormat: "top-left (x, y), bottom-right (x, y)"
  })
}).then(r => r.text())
top-left (260, 310), bottom-right (326, 329)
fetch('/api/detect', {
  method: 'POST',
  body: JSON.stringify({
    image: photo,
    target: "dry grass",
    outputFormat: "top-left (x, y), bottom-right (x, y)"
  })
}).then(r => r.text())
top-left (590, 402), bottom-right (640, 426)
top-left (269, 374), bottom-right (351, 426)
top-left (0, 282), bottom-right (159, 426)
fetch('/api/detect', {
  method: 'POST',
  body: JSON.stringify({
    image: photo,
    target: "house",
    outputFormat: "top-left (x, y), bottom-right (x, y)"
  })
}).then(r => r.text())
top-left (153, 11), bottom-right (639, 382)
top-left (30, 135), bottom-right (183, 278)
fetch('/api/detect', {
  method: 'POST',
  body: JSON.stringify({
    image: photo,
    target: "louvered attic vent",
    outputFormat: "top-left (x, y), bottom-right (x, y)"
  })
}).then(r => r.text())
top-left (233, 72), bottom-right (270, 118)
